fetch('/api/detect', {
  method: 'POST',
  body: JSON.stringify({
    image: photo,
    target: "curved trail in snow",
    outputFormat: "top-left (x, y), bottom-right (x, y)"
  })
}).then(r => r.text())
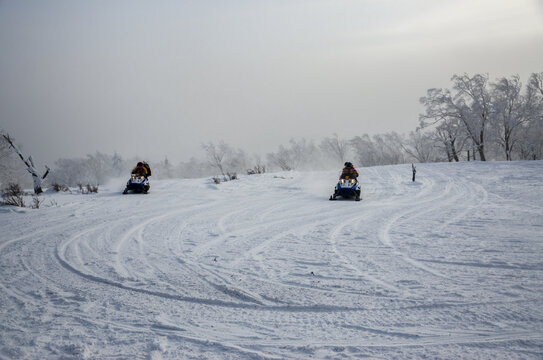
top-left (1, 162), bottom-right (543, 359)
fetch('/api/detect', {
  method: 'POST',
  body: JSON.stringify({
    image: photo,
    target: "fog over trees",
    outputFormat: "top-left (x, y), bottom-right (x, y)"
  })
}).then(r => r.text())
top-left (1, 72), bottom-right (542, 189)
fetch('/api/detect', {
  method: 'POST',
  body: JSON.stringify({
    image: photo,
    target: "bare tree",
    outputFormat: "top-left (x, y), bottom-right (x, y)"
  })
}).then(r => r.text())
top-left (50, 157), bottom-right (88, 186)
top-left (419, 74), bottom-right (492, 161)
top-left (437, 119), bottom-right (466, 162)
top-left (374, 132), bottom-right (406, 165)
top-left (350, 134), bottom-right (378, 167)
top-left (491, 75), bottom-right (528, 160)
top-left (452, 74), bottom-right (493, 161)
top-left (350, 132), bottom-right (407, 166)
top-left (177, 157), bottom-right (214, 178)
top-left (320, 134), bottom-right (348, 164)
top-left (163, 156), bottom-right (172, 178)
top-left (85, 152), bottom-right (114, 185)
top-left (224, 148), bottom-right (249, 174)
top-left (267, 144), bottom-right (294, 171)
top-left (402, 130), bottom-right (442, 163)
top-left (267, 138), bottom-right (318, 171)
top-left (112, 151), bottom-right (125, 177)
top-left (420, 89), bottom-right (465, 162)
top-left (2, 133), bottom-right (50, 194)
top-left (529, 72), bottom-right (543, 97)
top-left (517, 72), bottom-right (543, 160)
top-left (202, 141), bottom-right (232, 177)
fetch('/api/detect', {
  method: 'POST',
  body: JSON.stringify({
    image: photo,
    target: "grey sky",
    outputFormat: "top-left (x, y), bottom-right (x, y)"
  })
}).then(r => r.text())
top-left (1, 0), bottom-right (542, 167)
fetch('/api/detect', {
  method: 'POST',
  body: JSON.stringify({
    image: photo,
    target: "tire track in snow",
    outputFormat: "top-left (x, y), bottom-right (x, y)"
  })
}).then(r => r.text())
top-left (56, 199), bottom-right (294, 306)
top-left (329, 215), bottom-right (404, 294)
top-left (3, 164), bottom-right (543, 359)
top-left (375, 172), bottom-right (460, 279)
top-left (433, 172), bottom-right (489, 233)
top-left (326, 168), bottom-right (450, 297)
top-left (55, 238), bottom-right (418, 313)
top-left (0, 212), bottom-right (96, 309)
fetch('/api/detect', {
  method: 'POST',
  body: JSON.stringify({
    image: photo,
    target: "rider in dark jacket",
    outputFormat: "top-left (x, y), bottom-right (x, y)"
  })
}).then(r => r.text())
top-left (341, 162), bottom-right (359, 179)
top-left (131, 162), bottom-right (150, 177)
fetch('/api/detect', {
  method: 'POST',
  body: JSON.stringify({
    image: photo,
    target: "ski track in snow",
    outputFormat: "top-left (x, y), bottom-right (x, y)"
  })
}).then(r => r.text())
top-left (1, 162), bottom-right (543, 359)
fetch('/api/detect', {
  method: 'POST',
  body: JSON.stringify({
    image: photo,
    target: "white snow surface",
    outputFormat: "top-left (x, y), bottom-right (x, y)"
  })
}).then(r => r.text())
top-left (1, 161), bottom-right (543, 359)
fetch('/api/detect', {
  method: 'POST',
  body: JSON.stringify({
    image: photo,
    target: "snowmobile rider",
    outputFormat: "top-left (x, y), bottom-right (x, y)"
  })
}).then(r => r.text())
top-left (131, 162), bottom-right (151, 178)
top-left (341, 162), bottom-right (359, 180)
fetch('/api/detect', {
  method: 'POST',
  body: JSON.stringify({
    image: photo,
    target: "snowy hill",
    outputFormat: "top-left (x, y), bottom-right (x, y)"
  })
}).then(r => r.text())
top-left (1, 161), bottom-right (542, 359)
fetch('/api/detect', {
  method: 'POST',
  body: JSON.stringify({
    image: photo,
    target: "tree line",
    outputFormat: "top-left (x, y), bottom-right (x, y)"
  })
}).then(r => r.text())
top-left (419, 72), bottom-right (543, 162)
top-left (1, 72), bottom-right (542, 189)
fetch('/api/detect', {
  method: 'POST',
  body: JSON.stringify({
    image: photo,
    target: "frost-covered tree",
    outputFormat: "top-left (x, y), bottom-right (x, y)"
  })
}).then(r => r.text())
top-left (49, 152), bottom-right (131, 186)
top-left (224, 148), bottom-right (249, 174)
top-left (85, 152), bottom-right (114, 185)
top-left (452, 73), bottom-right (492, 161)
top-left (350, 132), bottom-right (406, 167)
top-left (247, 154), bottom-right (266, 174)
top-left (52, 157), bottom-right (94, 186)
top-left (350, 134), bottom-right (378, 167)
top-left (420, 89), bottom-right (466, 162)
top-left (420, 74), bottom-right (492, 161)
top-left (163, 157), bottom-right (172, 178)
top-left (0, 132), bottom-right (27, 188)
top-left (202, 141), bottom-right (231, 177)
top-left (267, 144), bottom-right (294, 171)
top-left (402, 130), bottom-right (443, 163)
top-left (374, 132), bottom-right (406, 165)
top-left (1, 133), bottom-right (50, 194)
top-left (112, 152), bottom-right (124, 177)
top-left (530, 72), bottom-right (543, 97)
top-left (490, 75), bottom-right (528, 160)
top-left (516, 72), bottom-right (543, 160)
top-left (319, 134), bottom-right (348, 165)
top-left (150, 156), bottom-right (174, 179)
top-left (434, 121), bottom-right (465, 162)
top-left (267, 138), bottom-right (318, 171)
top-left (202, 141), bottom-right (248, 177)
top-left (177, 157), bottom-right (214, 178)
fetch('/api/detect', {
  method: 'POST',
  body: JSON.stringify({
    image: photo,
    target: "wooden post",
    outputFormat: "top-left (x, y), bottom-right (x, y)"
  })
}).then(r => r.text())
top-left (412, 163), bottom-right (416, 182)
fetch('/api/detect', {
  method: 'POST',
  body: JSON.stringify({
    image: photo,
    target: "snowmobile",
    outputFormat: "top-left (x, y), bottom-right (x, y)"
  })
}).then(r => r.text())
top-left (329, 175), bottom-right (361, 201)
top-left (123, 174), bottom-right (150, 194)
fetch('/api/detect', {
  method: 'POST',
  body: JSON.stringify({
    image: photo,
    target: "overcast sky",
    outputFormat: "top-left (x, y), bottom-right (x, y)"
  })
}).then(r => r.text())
top-left (1, 0), bottom-right (542, 166)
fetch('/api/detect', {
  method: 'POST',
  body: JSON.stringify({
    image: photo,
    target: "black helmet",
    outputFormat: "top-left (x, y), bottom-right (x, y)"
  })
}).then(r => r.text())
top-left (137, 162), bottom-right (143, 166)
top-left (344, 162), bottom-right (353, 168)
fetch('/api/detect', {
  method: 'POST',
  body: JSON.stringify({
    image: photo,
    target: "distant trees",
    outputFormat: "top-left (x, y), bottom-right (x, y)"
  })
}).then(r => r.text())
top-left (267, 144), bottom-right (295, 171)
top-left (402, 130), bottom-right (443, 163)
top-left (112, 152), bottom-right (124, 177)
top-left (419, 72), bottom-right (543, 161)
top-left (1, 72), bottom-right (540, 190)
top-left (350, 132), bottom-right (406, 167)
top-left (319, 134), bottom-right (349, 165)
top-left (491, 75), bottom-right (528, 160)
top-left (267, 138), bottom-right (318, 171)
top-left (50, 152), bottom-right (126, 186)
top-left (419, 88), bottom-right (465, 162)
top-left (419, 74), bottom-right (491, 161)
top-left (202, 142), bottom-right (229, 177)
top-left (202, 141), bottom-right (249, 178)
top-left (517, 72), bottom-right (543, 160)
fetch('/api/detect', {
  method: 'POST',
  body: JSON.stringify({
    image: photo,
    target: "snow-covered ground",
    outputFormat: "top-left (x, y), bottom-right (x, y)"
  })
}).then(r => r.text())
top-left (1, 161), bottom-right (542, 359)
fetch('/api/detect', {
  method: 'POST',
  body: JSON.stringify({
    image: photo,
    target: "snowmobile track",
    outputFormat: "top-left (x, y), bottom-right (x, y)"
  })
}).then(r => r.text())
top-left (1, 163), bottom-right (543, 359)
